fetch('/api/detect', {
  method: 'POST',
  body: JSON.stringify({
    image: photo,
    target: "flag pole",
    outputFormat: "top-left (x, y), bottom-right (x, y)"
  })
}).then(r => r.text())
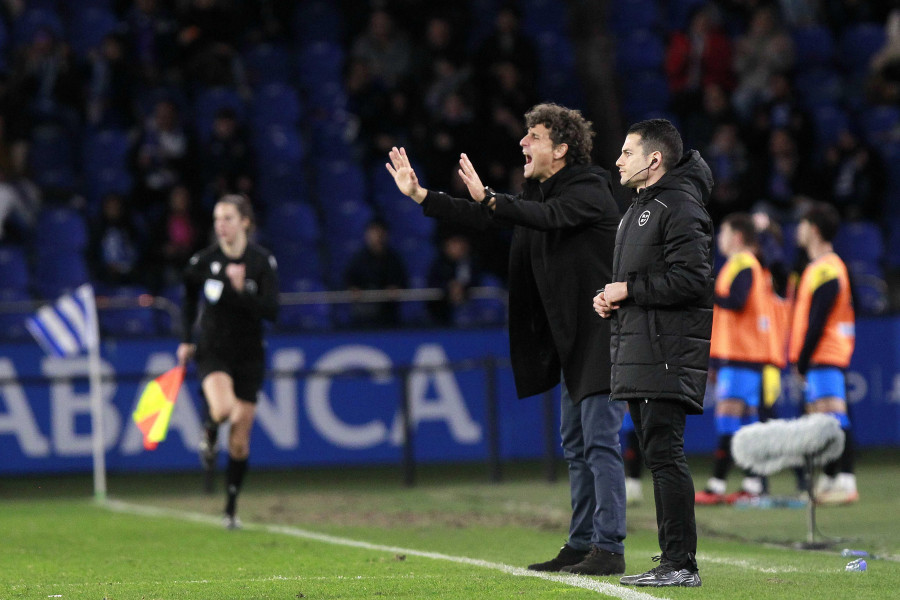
top-left (84, 286), bottom-right (106, 502)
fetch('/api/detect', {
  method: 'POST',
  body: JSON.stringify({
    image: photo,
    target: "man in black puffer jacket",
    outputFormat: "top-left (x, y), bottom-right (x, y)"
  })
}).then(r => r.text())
top-left (387, 103), bottom-right (627, 576)
top-left (595, 119), bottom-right (714, 588)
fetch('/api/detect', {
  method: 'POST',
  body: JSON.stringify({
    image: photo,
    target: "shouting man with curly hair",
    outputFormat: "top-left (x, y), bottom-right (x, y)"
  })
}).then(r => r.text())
top-left (387, 103), bottom-right (627, 575)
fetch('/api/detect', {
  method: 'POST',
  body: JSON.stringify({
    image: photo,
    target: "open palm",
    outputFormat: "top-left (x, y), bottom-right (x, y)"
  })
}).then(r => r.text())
top-left (386, 146), bottom-right (425, 202)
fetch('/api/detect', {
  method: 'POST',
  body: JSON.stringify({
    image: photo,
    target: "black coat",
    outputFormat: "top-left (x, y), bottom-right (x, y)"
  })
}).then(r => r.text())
top-left (609, 151), bottom-right (715, 414)
top-left (421, 163), bottom-right (620, 402)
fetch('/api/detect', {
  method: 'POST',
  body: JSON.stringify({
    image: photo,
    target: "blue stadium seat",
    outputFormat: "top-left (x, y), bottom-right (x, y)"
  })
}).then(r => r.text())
top-left (0, 244), bottom-right (30, 292)
top-left (615, 29), bottom-right (665, 73)
top-left (520, 0), bottom-right (568, 37)
top-left (833, 221), bottom-right (884, 265)
top-left (454, 274), bottom-right (507, 328)
top-left (242, 42), bottom-right (294, 89)
top-left (278, 277), bottom-right (332, 331)
top-left (811, 105), bottom-right (850, 147)
top-left (192, 87), bottom-right (247, 142)
top-left (399, 273), bottom-right (431, 327)
top-left (263, 201), bottom-right (320, 245)
top-left (316, 160), bottom-right (366, 206)
top-left (396, 237), bottom-right (435, 280)
top-left (839, 23), bottom-right (886, 74)
top-left (324, 236), bottom-right (365, 286)
top-left (307, 80), bottom-right (349, 114)
top-left (96, 285), bottom-right (158, 337)
top-left (859, 105), bottom-right (900, 147)
top-left (292, 0), bottom-right (343, 45)
top-left (622, 70), bottom-right (671, 122)
top-left (791, 25), bottom-right (835, 68)
top-left (67, 7), bottom-right (118, 58)
top-left (255, 166), bottom-right (307, 208)
top-left (82, 128), bottom-right (131, 175)
top-left (297, 41), bottom-right (344, 92)
top-left (254, 124), bottom-right (304, 167)
top-left (0, 288), bottom-right (33, 342)
top-left (321, 198), bottom-right (374, 243)
top-left (847, 261), bottom-right (888, 316)
top-left (28, 125), bottom-right (76, 190)
top-left (33, 207), bottom-right (88, 253)
top-left (251, 82), bottom-right (302, 128)
top-left (665, 0), bottom-right (707, 32)
top-left (310, 114), bottom-right (356, 160)
top-left (608, 0), bottom-right (660, 35)
top-left (276, 242), bottom-right (325, 284)
top-left (13, 8), bottom-right (64, 48)
top-left (794, 67), bottom-right (845, 110)
top-left (32, 251), bottom-right (90, 299)
top-left (378, 199), bottom-right (435, 240)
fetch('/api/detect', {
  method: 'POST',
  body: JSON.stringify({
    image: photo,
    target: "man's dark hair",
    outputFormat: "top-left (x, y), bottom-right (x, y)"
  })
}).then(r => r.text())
top-left (524, 103), bottom-right (594, 165)
top-left (801, 201), bottom-right (841, 242)
top-left (722, 212), bottom-right (757, 248)
top-left (627, 118), bottom-right (684, 170)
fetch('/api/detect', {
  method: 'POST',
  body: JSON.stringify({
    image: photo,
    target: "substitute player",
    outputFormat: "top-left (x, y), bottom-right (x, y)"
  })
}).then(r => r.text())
top-left (696, 213), bottom-right (783, 505)
top-left (176, 194), bottom-right (279, 529)
top-left (789, 202), bottom-right (857, 505)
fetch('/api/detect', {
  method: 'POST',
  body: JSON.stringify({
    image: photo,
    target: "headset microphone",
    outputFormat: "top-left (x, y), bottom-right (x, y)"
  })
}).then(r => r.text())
top-left (623, 157), bottom-right (657, 185)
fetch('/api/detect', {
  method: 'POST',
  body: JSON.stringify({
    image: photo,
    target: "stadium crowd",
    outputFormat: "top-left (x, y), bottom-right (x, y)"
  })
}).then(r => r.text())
top-left (0, 0), bottom-right (897, 337)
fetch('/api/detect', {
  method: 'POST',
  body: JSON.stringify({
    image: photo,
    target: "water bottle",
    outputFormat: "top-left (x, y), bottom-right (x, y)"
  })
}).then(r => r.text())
top-left (845, 558), bottom-right (867, 572)
top-left (841, 549), bottom-right (870, 558)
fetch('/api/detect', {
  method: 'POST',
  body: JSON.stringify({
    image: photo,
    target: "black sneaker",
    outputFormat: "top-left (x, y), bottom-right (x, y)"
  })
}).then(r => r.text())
top-left (560, 545), bottom-right (625, 576)
top-left (620, 556), bottom-right (701, 587)
top-left (527, 544), bottom-right (588, 572)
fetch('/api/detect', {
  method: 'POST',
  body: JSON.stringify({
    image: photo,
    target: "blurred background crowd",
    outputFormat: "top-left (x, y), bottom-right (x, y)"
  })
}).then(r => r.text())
top-left (0, 0), bottom-right (897, 338)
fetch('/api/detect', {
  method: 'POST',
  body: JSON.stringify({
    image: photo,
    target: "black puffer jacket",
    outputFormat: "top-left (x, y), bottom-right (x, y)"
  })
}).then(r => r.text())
top-left (609, 150), bottom-right (715, 413)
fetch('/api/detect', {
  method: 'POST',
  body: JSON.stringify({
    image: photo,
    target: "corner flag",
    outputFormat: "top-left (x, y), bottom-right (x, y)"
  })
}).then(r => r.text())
top-left (25, 283), bottom-right (99, 356)
top-left (133, 366), bottom-right (185, 450)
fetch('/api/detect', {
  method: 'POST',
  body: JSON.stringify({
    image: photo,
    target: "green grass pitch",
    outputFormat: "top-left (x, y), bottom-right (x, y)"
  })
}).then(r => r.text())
top-left (2, 450), bottom-right (897, 599)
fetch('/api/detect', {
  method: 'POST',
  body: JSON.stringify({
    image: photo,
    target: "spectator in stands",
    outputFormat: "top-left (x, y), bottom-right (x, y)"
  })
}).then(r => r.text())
top-left (868, 8), bottom-right (900, 105)
top-left (121, 0), bottom-right (179, 86)
top-left (682, 82), bottom-right (738, 154)
top-left (176, 0), bottom-right (245, 88)
top-left (750, 128), bottom-right (820, 221)
top-left (351, 9), bottom-right (413, 89)
top-left (731, 5), bottom-right (795, 120)
top-left (201, 106), bottom-right (254, 202)
top-left (344, 219), bottom-right (409, 328)
top-left (664, 3), bottom-right (735, 121)
top-left (9, 27), bottom-right (83, 133)
top-left (88, 192), bottom-right (147, 287)
top-left (132, 97), bottom-right (197, 211)
top-left (148, 184), bottom-right (201, 291)
top-left (757, 71), bottom-right (814, 150)
top-left (822, 126), bottom-right (886, 222)
top-left (84, 33), bottom-right (138, 130)
top-left (474, 5), bottom-right (538, 95)
top-left (422, 91), bottom-right (477, 192)
top-left (705, 121), bottom-right (752, 224)
top-left (427, 233), bottom-right (481, 325)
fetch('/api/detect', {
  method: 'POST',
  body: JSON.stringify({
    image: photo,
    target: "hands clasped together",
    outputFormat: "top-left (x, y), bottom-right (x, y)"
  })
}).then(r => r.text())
top-left (592, 281), bottom-right (628, 319)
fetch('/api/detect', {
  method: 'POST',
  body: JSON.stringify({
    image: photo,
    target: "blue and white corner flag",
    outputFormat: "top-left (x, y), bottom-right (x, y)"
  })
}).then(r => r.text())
top-left (26, 284), bottom-right (99, 357)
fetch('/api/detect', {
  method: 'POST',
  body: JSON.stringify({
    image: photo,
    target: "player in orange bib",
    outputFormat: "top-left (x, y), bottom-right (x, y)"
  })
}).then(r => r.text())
top-left (696, 213), bottom-right (784, 505)
top-left (789, 202), bottom-right (857, 505)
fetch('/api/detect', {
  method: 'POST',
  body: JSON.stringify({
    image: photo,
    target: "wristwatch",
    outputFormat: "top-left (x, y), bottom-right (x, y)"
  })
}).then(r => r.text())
top-left (483, 186), bottom-right (497, 209)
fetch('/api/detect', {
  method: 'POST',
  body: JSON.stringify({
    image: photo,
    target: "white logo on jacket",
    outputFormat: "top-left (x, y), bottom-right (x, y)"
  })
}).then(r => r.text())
top-left (204, 279), bottom-right (224, 303)
top-left (211, 261), bottom-right (222, 275)
top-left (638, 210), bottom-right (651, 226)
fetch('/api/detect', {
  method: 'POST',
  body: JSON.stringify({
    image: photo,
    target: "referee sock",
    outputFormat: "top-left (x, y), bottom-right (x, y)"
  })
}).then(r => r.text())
top-left (224, 457), bottom-right (248, 517)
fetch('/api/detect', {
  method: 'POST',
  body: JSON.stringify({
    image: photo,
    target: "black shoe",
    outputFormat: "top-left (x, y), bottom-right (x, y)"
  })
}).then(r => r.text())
top-left (527, 543), bottom-right (588, 572)
top-left (620, 556), bottom-right (701, 587)
top-left (560, 545), bottom-right (625, 575)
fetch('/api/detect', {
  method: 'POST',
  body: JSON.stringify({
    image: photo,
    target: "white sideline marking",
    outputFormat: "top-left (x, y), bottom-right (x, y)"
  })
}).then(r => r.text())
top-left (698, 555), bottom-right (801, 573)
top-left (104, 500), bottom-right (670, 600)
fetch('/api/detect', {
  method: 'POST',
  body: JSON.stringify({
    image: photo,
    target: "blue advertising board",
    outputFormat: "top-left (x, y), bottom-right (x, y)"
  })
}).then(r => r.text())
top-left (0, 318), bottom-right (897, 475)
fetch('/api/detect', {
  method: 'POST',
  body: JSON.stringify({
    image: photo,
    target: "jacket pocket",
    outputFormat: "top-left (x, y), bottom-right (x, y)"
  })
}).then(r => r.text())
top-left (647, 309), bottom-right (665, 365)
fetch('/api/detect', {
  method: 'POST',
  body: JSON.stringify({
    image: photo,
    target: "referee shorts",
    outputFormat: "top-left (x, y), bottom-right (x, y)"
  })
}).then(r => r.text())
top-left (195, 347), bottom-right (265, 404)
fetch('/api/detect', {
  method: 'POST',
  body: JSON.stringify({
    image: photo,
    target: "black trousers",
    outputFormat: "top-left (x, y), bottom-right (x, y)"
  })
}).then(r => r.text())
top-left (628, 398), bottom-right (698, 570)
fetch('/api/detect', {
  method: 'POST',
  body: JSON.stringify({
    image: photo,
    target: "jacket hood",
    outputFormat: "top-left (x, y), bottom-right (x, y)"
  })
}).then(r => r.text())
top-left (641, 150), bottom-right (714, 206)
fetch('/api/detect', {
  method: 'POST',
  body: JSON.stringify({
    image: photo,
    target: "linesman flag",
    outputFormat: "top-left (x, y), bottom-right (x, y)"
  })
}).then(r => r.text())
top-left (25, 283), bottom-right (99, 357)
top-left (133, 366), bottom-right (185, 450)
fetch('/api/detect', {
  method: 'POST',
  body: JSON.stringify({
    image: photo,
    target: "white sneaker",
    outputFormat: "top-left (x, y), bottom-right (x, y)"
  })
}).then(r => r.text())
top-left (223, 514), bottom-right (243, 530)
top-left (814, 474), bottom-right (835, 498)
top-left (625, 478), bottom-right (643, 506)
top-left (818, 473), bottom-right (858, 506)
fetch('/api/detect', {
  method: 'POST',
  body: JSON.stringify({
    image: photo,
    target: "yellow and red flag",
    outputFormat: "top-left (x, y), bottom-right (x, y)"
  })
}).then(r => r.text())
top-left (132, 366), bottom-right (185, 450)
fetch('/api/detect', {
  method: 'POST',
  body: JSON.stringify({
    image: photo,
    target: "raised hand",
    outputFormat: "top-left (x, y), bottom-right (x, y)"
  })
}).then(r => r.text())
top-left (386, 146), bottom-right (427, 203)
top-left (458, 153), bottom-right (486, 202)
